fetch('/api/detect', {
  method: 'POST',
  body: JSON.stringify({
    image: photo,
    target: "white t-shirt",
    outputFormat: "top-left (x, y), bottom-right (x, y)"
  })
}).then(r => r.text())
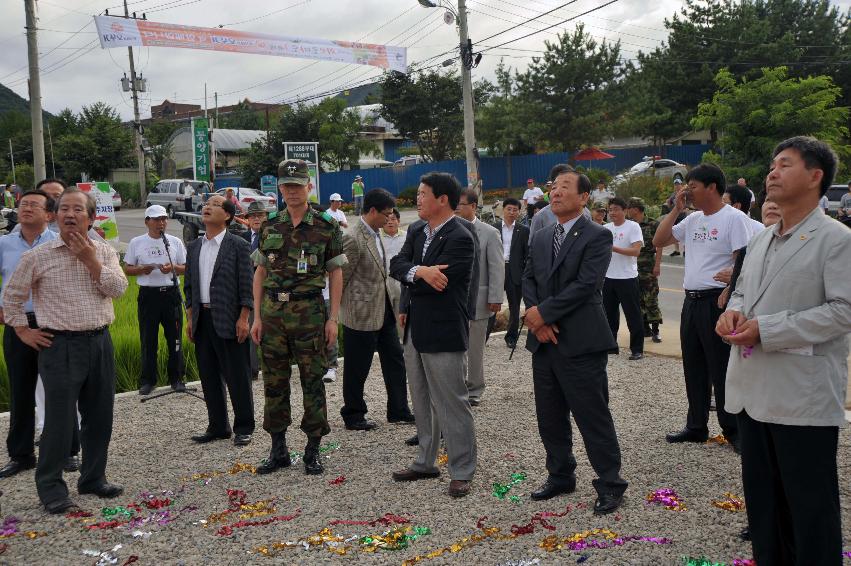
top-left (328, 208), bottom-right (347, 225)
top-left (590, 188), bottom-right (613, 204)
top-left (671, 204), bottom-right (752, 290)
top-left (125, 233), bottom-right (187, 287)
top-left (523, 187), bottom-right (544, 205)
top-left (747, 217), bottom-right (765, 240)
top-left (819, 195), bottom-right (829, 213)
top-left (603, 220), bottom-right (643, 279)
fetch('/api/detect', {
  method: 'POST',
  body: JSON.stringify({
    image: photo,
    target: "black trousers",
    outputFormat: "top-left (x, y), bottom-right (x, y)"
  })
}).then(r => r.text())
top-left (4, 323), bottom-right (79, 460)
top-left (504, 265), bottom-right (521, 343)
top-left (532, 344), bottom-right (627, 497)
top-left (738, 411), bottom-right (841, 566)
top-left (602, 277), bottom-right (644, 355)
top-left (36, 331), bottom-right (114, 506)
top-left (680, 292), bottom-right (737, 437)
top-left (341, 297), bottom-right (411, 424)
top-left (137, 286), bottom-right (183, 387)
top-left (195, 308), bottom-right (255, 436)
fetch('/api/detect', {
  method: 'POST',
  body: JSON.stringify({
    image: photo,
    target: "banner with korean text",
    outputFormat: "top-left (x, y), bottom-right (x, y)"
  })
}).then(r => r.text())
top-left (192, 117), bottom-right (210, 182)
top-left (94, 16), bottom-right (407, 72)
top-left (77, 182), bottom-right (119, 242)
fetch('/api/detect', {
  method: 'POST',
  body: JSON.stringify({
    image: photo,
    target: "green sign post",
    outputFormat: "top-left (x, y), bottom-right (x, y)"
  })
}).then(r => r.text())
top-left (192, 117), bottom-right (210, 182)
top-left (284, 142), bottom-right (319, 203)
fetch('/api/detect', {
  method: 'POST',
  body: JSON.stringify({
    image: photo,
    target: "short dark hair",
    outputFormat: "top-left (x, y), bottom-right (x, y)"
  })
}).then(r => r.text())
top-left (503, 197), bottom-right (521, 208)
top-left (534, 200), bottom-right (548, 211)
top-left (35, 178), bottom-right (68, 191)
top-left (459, 188), bottom-right (478, 205)
top-left (420, 172), bottom-right (461, 210)
top-left (772, 136), bottom-right (838, 196)
top-left (686, 163), bottom-right (726, 196)
top-left (725, 184), bottom-right (752, 211)
top-left (220, 197), bottom-right (236, 225)
top-left (559, 171), bottom-right (592, 195)
top-left (391, 207), bottom-right (400, 220)
top-left (20, 189), bottom-right (55, 212)
top-left (548, 163), bottom-right (574, 182)
top-left (608, 197), bottom-right (627, 210)
top-left (363, 188), bottom-right (395, 215)
top-left (56, 187), bottom-right (96, 219)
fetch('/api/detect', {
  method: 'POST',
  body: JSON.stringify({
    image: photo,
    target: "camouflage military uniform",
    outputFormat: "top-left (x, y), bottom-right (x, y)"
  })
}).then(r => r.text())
top-left (637, 219), bottom-right (663, 327)
top-left (251, 207), bottom-right (346, 438)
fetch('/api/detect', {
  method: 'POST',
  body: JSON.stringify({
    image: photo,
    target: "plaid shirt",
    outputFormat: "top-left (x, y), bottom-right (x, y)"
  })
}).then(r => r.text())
top-left (1, 237), bottom-right (128, 331)
top-left (405, 216), bottom-right (455, 283)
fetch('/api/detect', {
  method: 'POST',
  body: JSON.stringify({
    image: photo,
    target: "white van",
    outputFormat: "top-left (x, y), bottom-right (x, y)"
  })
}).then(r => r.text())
top-left (147, 179), bottom-right (211, 217)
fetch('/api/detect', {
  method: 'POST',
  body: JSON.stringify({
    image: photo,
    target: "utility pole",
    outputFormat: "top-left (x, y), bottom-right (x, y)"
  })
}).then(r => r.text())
top-left (214, 92), bottom-right (218, 128)
top-left (123, 0), bottom-right (147, 204)
top-left (46, 121), bottom-right (56, 178)
top-left (9, 140), bottom-right (16, 185)
top-left (25, 0), bottom-right (46, 183)
top-left (457, 0), bottom-right (479, 196)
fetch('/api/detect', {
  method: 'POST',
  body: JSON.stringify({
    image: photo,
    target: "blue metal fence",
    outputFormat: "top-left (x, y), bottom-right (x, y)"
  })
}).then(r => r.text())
top-left (315, 144), bottom-right (712, 203)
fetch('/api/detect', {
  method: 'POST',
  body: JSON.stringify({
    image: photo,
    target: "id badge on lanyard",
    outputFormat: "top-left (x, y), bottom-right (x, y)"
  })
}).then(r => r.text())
top-left (297, 249), bottom-right (308, 274)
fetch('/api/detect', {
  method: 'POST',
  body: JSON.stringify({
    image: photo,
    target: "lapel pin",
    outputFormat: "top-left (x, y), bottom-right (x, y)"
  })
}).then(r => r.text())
top-left (800, 235), bottom-right (807, 240)
top-left (573, 232), bottom-right (578, 237)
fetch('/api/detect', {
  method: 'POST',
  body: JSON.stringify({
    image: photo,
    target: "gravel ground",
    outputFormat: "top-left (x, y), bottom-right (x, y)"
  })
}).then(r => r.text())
top-left (1, 341), bottom-right (850, 566)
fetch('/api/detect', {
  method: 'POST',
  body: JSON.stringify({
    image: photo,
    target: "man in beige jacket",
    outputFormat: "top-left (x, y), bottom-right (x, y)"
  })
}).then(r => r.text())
top-left (718, 136), bottom-right (851, 565)
top-left (340, 189), bottom-right (415, 430)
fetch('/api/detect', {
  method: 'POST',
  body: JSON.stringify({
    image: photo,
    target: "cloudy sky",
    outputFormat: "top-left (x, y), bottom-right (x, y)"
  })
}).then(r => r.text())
top-left (1, 0), bottom-right (847, 121)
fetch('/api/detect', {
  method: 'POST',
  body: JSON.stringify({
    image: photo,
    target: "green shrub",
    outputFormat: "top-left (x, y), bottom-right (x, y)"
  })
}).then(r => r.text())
top-left (113, 181), bottom-right (140, 205)
top-left (613, 176), bottom-right (669, 207)
top-left (574, 167), bottom-right (613, 188)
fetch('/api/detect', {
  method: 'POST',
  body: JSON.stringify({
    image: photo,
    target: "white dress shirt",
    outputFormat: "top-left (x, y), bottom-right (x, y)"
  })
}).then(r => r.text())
top-left (199, 229), bottom-right (226, 303)
top-left (501, 221), bottom-right (514, 261)
top-left (360, 217), bottom-right (384, 263)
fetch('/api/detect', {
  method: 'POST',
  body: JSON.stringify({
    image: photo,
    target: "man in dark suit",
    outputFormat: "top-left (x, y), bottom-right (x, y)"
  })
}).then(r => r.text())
top-left (522, 170), bottom-right (628, 515)
top-left (492, 197), bottom-right (528, 345)
top-left (240, 202), bottom-right (267, 380)
top-left (389, 172), bottom-right (477, 498)
top-left (185, 194), bottom-right (256, 446)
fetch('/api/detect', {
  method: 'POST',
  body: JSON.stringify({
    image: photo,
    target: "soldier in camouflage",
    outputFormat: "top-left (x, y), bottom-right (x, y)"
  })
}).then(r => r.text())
top-left (250, 159), bottom-right (347, 475)
top-left (627, 198), bottom-right (663, 343)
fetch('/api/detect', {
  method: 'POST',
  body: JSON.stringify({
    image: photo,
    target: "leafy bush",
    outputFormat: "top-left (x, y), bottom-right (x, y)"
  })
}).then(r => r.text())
top-left (113, 181), bottom-right (140, 205)
top-left (575, 166), bottom-right (612, 188)
top-left (396, 186), bottom-right (418, 207)
top-left (613, 175), bottom-right (669, 207)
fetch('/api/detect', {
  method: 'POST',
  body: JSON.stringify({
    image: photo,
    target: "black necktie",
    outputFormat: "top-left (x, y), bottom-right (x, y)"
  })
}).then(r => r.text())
top-left (553, 224), bottom-right (565, 259)
top-left (251, 232), bottom-right (259, 252)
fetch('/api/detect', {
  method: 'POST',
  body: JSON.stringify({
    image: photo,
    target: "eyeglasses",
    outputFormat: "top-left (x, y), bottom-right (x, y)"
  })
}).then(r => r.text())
top-left (18, 202), bottom-right (46, 210)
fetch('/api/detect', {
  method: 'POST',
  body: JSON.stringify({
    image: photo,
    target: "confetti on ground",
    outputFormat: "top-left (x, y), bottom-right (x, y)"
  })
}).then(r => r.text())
top-left (711, 493), bottom-right (745, 512)
top-left (254, 525), bottom-right (430, 557)
top-left (646, 489), bottom-right (687, 511)
top-left (492, 472), bottom-right (527, 500)
top-left (706, 435), bottom-right (729, 446)
top-left (540, 529), bottom-right (673, 552)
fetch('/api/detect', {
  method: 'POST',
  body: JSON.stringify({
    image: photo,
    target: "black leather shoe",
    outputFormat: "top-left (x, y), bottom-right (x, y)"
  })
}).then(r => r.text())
top-left (170, 381), bottom-right (186, 392)
top-left (594, 492), bottom-right (624, 515)
top-left (191, 431), bottom-right (231, 444)
top-left (304, 439), bottom-right (323, 475)
top-left (45, 498), bottom-right (82, 514)
top-left (739, 527), bottom-right (751, 541)
top-left (628, 352), bottom-right (644, 361)
top-left (345, 419), bottom-right (377, 431)
top-left (78, 482), bottom-right (123, 498)
top-left (233, 434), bottom-right (252, 446)
top-left (530, 479), bottom-right (576, 501)
top-left (652, 333), bottom-right (662, 343)
top-left (138, 383), bottom-right (154, 396)
top-left (0, 457), bottom-right (36, 478)
top-left (405, 434), bottom-right (419, 446)
top-left (64, 455), bottom-right (80, 472)
top-left (469, 398), bottom-right (481, 407)
top-left (665, 428), bottom-right (709, 443)
top-left (256, 432), bottom-right (291, 474)
top-left (388, 413), bottom-right (416, 424)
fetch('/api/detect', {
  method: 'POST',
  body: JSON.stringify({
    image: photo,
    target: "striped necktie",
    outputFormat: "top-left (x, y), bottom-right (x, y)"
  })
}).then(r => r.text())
top-left (553, 223), bottom-right (565, 259)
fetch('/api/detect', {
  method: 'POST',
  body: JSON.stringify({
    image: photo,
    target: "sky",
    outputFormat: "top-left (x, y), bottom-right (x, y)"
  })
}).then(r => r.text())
top-left (0, 0), bottom-right (848, 121)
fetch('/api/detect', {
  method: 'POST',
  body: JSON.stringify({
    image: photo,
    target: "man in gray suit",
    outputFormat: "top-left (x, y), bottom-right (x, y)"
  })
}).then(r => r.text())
top-left (455, 188), bottom-right (504, 406)
top-left (717, 136), bottom-right (851, 565)
top-left (523, 170), bottom-right (627, 515)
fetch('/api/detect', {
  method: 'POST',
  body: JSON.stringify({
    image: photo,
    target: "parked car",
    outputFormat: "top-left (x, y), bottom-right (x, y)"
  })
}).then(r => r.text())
top-left (613, 156), bottom-right (688, 186)
top-left (215, 187), bottom-right (277, 212)
top-left (147, 179), bottom-right (211, 217)
top-left (109, 187), bottom-right (122, 211)
top-left (825, 184), bottom-right (849, 217)
top-left (393, 155), bottom-right (425, 167)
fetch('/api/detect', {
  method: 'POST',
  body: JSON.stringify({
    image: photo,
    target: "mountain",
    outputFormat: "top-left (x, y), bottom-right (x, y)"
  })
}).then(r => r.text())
top-left (0, 82), bottom-right (53, 119)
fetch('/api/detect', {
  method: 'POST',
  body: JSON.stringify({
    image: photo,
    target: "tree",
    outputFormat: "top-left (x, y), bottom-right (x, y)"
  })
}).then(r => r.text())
top-left (514, 25), bottom-right (624, 156)
top-left (315, 98), bottom-right (376, 170)
top-left (379, 69), bottom-right (491, 162)
top-left (218, 100), bottom-right (265, 130)
top-left (693, 66), bottom-right (849, 192)
top-left (54, 102), bottom-right (133, 181)
top-left (476, 61), bottom-right (536, 157)
top-left (144, 120), bottom-right (178, 177)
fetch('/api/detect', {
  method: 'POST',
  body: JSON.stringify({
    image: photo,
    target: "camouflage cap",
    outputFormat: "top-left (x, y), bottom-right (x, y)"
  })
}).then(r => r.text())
top-left (592, 202), bottom-right (608, 211)
top-left (277, 159), bottom-right (310, 186)
top-left (627, 197), bottom-right (646, 209)
top-left (246, 201), bottom-right (268, 216)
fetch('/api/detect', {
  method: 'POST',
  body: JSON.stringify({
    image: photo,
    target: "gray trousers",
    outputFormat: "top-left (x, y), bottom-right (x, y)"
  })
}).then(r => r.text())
top-left (36, 332), bottom-right (115, 505)
top-left (404, 341), bottom-right (477, 481)
top-left (465, 318), bottom-right (489, 400)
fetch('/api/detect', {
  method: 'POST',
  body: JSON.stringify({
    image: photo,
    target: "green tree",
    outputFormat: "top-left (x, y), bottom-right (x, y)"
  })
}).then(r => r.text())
top-left (218, 99), bottom-right (265, 130)
top-left (514, 25), bottom-right (624, 156)
top-left (0, 110), bottom-right (34, 168)
top-left (380, 69), bottom-right (491, 162)
top-left (144, 120), bottom-right (178, 177)
top-left (476, 61), bottom-right (535, 157)
top-left (54, 102), bottom-right (133, 181)
top-left (4, 163), bottom-right (34, 191)
top-left (315, 98), bottom-right (376, 170)
top-left (693, 67), bottom-right (849, 193)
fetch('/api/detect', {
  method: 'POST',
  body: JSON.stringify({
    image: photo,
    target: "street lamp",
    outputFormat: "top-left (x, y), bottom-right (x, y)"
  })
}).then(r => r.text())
top-left (418, 0), bottom-right (481, 196)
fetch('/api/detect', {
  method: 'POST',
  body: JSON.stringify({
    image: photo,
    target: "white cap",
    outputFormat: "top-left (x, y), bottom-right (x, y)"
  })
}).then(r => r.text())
top-left (329, 193), bottom-right (343, 201)
top-left (145, 204), bottom-right (168, 218)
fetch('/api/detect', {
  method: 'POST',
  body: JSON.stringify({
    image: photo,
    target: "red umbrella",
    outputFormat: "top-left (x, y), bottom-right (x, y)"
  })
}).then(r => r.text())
top-left (573, 147), bottom-right (615, 165)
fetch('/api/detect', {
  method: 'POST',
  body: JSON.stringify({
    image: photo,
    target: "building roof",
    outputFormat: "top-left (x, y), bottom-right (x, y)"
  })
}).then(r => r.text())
top-left (211, 129), bottom-right (266, 151)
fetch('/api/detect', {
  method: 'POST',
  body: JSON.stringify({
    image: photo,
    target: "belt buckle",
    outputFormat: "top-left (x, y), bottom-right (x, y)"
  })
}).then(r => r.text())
top-left (277, 292), bottom-right (290, 302)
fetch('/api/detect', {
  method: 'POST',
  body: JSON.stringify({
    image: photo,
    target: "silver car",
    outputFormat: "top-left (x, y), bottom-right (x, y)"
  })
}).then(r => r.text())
top-left (613, 157), bottom-right (688, 186)
top-left (147, 179), bottom-right (211, 217)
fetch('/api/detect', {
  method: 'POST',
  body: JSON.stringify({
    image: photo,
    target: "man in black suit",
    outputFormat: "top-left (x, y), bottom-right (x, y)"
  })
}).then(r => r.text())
top-left (240, 202), bottom-right (267, 380)
top-left (492, 197), bottom-right (528, 344)
top-left (184, 194), bottom-right (256, 446)
top-left (389, 172), bottom-right (477, 498)
top-left (522, 170), bottom-right (628, 515)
